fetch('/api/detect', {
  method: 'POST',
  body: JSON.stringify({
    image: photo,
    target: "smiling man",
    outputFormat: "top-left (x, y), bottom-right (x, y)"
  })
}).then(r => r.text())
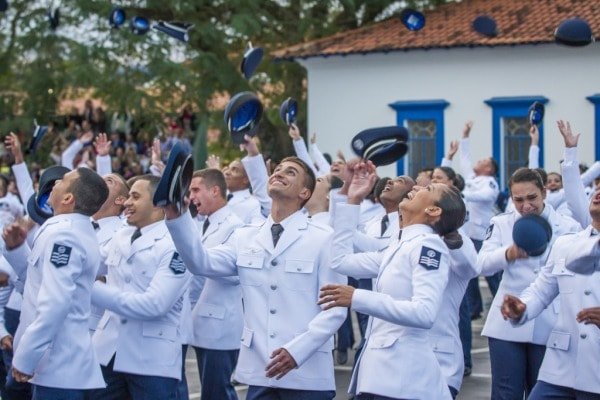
top-left (223, 160), bottom-right (263, 224)
top-left (164, 156), bottom-right (346, 400)
top-left (2, 167), bottom-right (108, 400)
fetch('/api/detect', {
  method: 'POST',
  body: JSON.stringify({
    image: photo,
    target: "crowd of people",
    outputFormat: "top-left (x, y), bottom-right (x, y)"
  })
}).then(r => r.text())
top-left (0, 110), bottom-right (596, 400)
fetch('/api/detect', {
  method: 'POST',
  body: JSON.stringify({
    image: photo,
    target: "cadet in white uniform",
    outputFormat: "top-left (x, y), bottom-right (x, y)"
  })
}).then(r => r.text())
top-left (3, 168), bottom-right (109, 400)
top-left (224, 159), bottom-right (263, 224)
top-left (502, 188), bottom-right (600, 399)
top-left (187, 169), bottom-right (244, 400)
top-left (90, 175), bottom-right (191, 400)
top-left (319, 162), bottom-right (466, 400)
top-left (478, 168), bottom-right (581, 399)
top-left (165, 156), bottom-right (346, 400)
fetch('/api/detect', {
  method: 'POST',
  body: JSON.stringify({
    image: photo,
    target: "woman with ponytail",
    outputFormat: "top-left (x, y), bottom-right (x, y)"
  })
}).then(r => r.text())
top-left (319, 161), bottom-right (466, 400)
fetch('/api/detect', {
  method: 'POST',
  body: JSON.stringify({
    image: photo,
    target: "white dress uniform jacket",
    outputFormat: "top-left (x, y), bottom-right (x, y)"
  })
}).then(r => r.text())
top-left (4, 214), bottom-right (105, 389)
top-left (429, 228), bottom-right (480, 391)
top-left (228, 188), bottom-right (263, 225)
top-left (89, 215), bottom-right (123, 332)
top-left (479, 205), bottom-right (581, 344)
top-left (459, 138), bottom-right (500, 240)
top-left (165, 210), bottom-right (346, 391)
top-left (332, 204), bottom-right (452, 399)
top-left (241, 154), bottom-right (271, 218)
top-left (91, 221), bottom-right (191, 380)
top-left (191, 205), bottom-right (244, 350)
top-left (354, 211), bottom-right (399, 252)
top-left (516, 227), bottom-right (600, 394)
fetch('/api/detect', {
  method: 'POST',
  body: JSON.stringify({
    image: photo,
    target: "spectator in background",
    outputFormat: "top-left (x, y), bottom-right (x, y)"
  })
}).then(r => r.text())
top-left (82, 99), bottom-right (94, 124)
top-left (92, 107), bottom-right (107, 134)
top-left (178, 104), bottom-right (197, 135)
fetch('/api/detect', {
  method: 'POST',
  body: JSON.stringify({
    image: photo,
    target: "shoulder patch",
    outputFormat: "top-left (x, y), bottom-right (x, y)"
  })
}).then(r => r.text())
top-left (50, 244), bottom-right (72, 268)
top-left (489, 180), bottom-right (497, 189)
top-left (169, 252), bottom-right (186, 275)
top-left (485, 224), bottom-right (494, 240)
top-left (418, 246), bottom-right (442, 270)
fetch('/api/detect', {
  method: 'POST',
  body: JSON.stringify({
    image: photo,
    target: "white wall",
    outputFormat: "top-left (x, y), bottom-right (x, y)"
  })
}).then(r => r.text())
top-left (299, 43), bottom-right (600, 180)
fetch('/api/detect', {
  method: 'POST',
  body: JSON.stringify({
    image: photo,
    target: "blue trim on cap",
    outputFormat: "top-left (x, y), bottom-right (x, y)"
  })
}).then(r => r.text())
top-left (388, 99), bottom-right (449, 176)
top-left (484, 96), bottom-right (548, 190)
top-left (586, 94), bottom-right (600, 161)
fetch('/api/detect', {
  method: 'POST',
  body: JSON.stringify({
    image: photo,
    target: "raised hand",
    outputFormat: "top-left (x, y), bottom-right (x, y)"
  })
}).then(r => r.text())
top-left (239, 134), bottom-right (260, 156)
top-left (79, 131), bottom-right (94, 144)
top-left (529, 125), bottom-right (539, 146)
top-left (2, 222), bottom-right (27, 250)
top-left (557, 120), bottom-right (580, 148)
top-left (93, 133), bottom-right (112, 156)
top-left (501, 294), bottom-right (526, 320)
top-left (206, 154), bottom-right (221, 169)
top-left (447, 140), bottom-right (459, 160)
top-left (310, 133), bottom-right (317, 145)
top-left (288, 123), bottom-right (301, 141)
top-left (347, 161), bottom-right (377, 205)
top-left (4, 132), bottom-right (23, 164)
top-left (462, 121), bottom-right (474, 139)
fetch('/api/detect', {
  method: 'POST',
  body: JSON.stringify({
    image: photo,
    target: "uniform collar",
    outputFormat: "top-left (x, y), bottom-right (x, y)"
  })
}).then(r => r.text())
top-left (139, 220), bottom-right (163, 236)
top-left (205, 204), bottom-right (231, 225)
top-left (229, 188), bottom-right (251, 200)
top-left (45, 212), bottom-right (92, 226)
top-left (267, 209), bottom-right (304, 230)
top-left (95, 215), bottom-right (122, 230)
top-left (399, 223), bottom-right (434, 242)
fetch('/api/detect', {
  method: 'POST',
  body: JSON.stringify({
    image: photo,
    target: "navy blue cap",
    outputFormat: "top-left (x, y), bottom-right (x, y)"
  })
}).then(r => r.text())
top-left (555, 18), bottom-right (595, 47)
top-left (279, 97), bottom-right (298, 126)
top-left (528, 101), bottom-right (545, 126)
top-left (153, 142), bottom-right (194, 212)
top-left (351, 126), bottom-right (409, 167)
top-left (240, 43), bottom-right (264, 79)
top-left (29, 121), bottom-right (49, 153)
top-left (399, 9), bottom-right (425, 31)
top-left (0, 1), bottom-right (8, 12)
top-left (109, 8), bottom-right (126, 28)
top-left (153, 21), bottom-right (193, 43)
top-left (512, 214), bottom-right (552, 256)
top-left (224, 91), bottom-right (263, 145)
top-left (48, 7), bottom-right (59, 30)
top-left (26, 166), bottom-right (69, 225)
top-left (130, 16), bottom-right (150, 35)
top-left (472, 15), bottom-right (498, 37)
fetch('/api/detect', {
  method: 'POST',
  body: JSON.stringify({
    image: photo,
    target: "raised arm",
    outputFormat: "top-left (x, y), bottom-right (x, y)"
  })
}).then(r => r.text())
top-left (94, 133), bottom-right (112, 176)
top-left (289, 124), bottom-right (320, 177)
top-left (62, 132), bottom-right (93, 169)
top-left (240, 135), bottom-right (271, 218)
top-left (459, 121), bottom-right (475, 180)
top-left (5, 134), bottom-right (34, 204)
top-left (528, 125), bottom-right (540, 169)
top-left (310, 134), bottom-right (331, 175)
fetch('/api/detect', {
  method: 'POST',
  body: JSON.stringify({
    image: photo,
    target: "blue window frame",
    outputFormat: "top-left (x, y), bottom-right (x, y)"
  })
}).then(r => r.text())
top-left (484, 96), bottom-right (548, 190)
top-left (388, 100), bottom-right (449, 177)
top-left (587, 94), bottom-right (600, 161)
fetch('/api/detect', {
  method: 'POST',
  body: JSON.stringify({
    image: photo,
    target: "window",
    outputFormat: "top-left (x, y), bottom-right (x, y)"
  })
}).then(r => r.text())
top-left (388, 100), bottom-right (449, 177)
top-left (484, 96), bottom-right (548, 190)
top-left (587, 94), bottom-right (600, 160)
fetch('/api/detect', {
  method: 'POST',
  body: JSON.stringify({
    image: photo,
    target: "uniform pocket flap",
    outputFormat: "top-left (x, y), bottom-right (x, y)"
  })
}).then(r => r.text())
top-left (284, 259), bottom-right (314, 274)
top-left (430, 334), bottom-right (454, 354)
top-left (142, 322), bottom-right (177, 341)
top-left (368, 335), bottom-right (397, 349)
top-left (240, 327), bottom-right (253, 348)
top-left (237, 254), bottom-right (264, 269)
top-left (551, 260), bottom-right (574, 276)
top-left (196, 303), bottom-right (225, 320)
top-left (547, 331), bottom-right (570, 351)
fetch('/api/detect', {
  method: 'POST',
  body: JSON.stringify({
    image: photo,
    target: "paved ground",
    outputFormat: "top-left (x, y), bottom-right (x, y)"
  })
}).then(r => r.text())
top-left (184, 278), bottom-right (493, 399)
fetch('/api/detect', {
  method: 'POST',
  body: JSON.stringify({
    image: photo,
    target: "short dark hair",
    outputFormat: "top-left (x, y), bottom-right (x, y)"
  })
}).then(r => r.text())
top-left (329, 175), bottom-right (344, 190)
top-left (547, 172), bottom-right (562, 182)
top-left (279, 156), bottom-right (316, 203)
top-left (193, 169), bottom-right (227, 199)
top-left (432, 186), bottom-right (466, 237)
top-left (534, 168), bottom-right (548, 186)
top-left (508, 168), bottom-right (545, 192)
top-left (374, 177), bottom-right (391, 202)
top-left (70, 168), bottom-right (109, 216)
top-left (435, 167), bottom-right (458, 187)
top-left (488, 158), bottom-right (499, 176)
top-left (133, 174), bottom-right (161, 197)
top-left (454, 174), bottom-right (465, 192)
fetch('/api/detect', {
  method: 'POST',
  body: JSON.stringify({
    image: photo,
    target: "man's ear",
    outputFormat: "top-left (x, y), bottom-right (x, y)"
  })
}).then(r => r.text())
top-left (114, 195), bottom-right (127, 206)
top-left (63, 192), bottom-right (75, 206)
top-left (299, 187), bottom-right (312, 202)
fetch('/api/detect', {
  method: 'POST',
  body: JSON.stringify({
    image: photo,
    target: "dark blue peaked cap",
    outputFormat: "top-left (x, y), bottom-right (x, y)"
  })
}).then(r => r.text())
top-left (472, 15), bottom-right (498, 37)
top-left (241, 45), bottom-right (264, 80)
top-left (224, 91), bottom-right (263, 145)
top-left (399, 8), bottom-right (426, 31)
top-left (528, 102), bottom-right (545, 126)
top-left (279, 97), bottom-right (298, 126)
top-left (153, 21), bottom-right (193, 43)
top-left (351, 126), bottom-right (409, 167)
top-left (29, 122), bottom-right (49, 153)
top-left (153, 142), bottom-right (194, 212)
top-left (555, 17), bottom-right (595, 47)
top-left (109, 8), bottom-right (126, 28)
top-left (26, 166), bottom-right (69, 225)
top-left (512, 214), bottom-right (552, 256)
top-left (130, 16), bottom-right (150, 35)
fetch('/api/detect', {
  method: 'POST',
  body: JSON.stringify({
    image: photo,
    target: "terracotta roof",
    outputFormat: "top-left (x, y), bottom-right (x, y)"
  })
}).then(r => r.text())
top-left (273, 0), bottom-right (600, 60)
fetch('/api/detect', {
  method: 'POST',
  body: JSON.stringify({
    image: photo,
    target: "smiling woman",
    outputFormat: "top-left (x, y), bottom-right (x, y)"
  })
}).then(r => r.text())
top-left (320, 161), bottom-right (466, 399)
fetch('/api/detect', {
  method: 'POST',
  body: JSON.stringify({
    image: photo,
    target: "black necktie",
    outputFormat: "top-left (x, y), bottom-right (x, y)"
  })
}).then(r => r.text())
top-left (271, 224), bottom-right (284, 247)
top-left (202, 218), bottom-right (210, 234)
top-left (227, 193), bottom-right (233, 202)
top-left (398, 230), bottom-right (403, 240)
top-left (130, 228), bottom-right (142, 243)
top-left (91, 221), bottom-right (100, 230)
top-left (380, 215), bottom-right (389, 237)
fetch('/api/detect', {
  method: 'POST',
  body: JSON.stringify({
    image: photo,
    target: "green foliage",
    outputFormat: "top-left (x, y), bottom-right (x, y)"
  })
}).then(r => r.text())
top-left (0, 0), bottom-right (452, 167)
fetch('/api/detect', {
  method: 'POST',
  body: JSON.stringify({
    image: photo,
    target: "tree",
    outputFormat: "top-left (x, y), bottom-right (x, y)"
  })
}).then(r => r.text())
top-left (0, 0), bottom-right (452, 166)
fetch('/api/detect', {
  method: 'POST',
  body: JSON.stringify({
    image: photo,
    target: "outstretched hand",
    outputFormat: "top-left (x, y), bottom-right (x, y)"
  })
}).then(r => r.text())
top-left (94, 133), bottom-right (112, 156)
top-left (557, 120), bottom-right (580, 148)
top-left (347, 160), bottom-right (378, 205)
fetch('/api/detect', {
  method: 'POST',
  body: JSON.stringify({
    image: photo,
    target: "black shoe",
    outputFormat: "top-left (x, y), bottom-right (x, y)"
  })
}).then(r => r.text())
top-left (336, 349), bottom-right (348, 365)
top-left (463, 366), bottom-right (472, 377)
